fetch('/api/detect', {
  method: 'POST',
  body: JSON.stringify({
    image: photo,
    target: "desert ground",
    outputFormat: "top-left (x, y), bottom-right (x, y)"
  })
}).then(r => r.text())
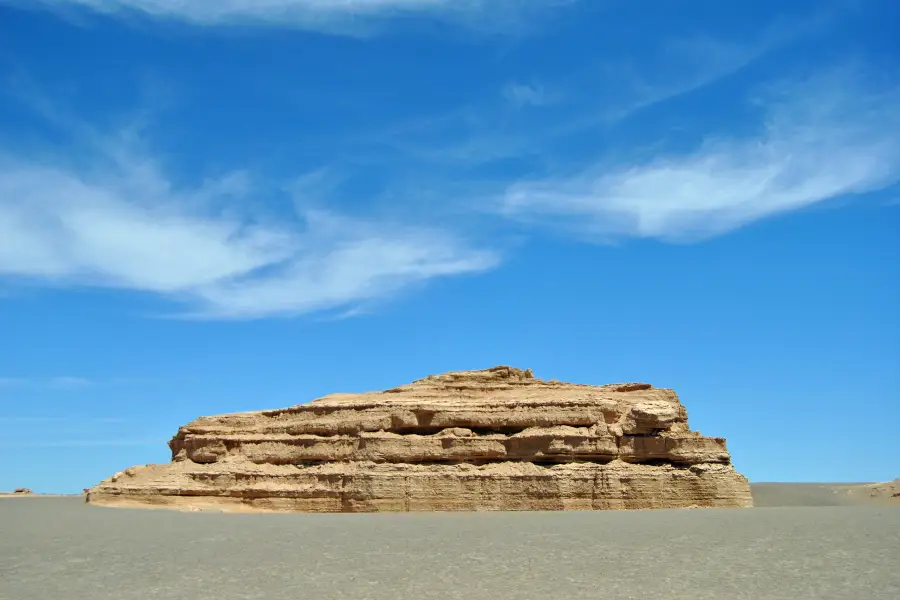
top-left (751, 480), bottom-right (899, 507)
top-left (1, 484), bottom-right (898, 600)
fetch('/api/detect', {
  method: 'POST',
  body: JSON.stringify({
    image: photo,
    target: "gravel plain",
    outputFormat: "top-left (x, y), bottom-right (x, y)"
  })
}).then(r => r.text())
top-left (1, 496), bottom-right (898, 600)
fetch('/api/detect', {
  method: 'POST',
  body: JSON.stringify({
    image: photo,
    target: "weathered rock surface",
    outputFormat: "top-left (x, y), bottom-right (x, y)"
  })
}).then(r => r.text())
top-left (87, 367), bottom-right (752, 512)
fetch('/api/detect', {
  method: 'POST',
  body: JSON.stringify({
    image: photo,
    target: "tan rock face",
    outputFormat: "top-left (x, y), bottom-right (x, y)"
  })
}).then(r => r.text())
top-left (87, 366), bottom-right (752, 512)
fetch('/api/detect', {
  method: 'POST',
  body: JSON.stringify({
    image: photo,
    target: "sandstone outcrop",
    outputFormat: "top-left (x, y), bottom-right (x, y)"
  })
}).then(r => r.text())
top-left (846, 479), bottom-right (900, 503)
top-left (87, 367), bottom-right (753, 512)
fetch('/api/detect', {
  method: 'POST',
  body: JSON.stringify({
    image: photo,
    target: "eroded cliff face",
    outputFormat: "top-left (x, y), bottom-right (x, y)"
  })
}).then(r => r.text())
top-left (87, 367), bottom-right (753, 512)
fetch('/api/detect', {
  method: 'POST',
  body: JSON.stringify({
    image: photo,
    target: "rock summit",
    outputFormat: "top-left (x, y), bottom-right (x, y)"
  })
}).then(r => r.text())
top-left (87, 366), bottom-right (753, 512)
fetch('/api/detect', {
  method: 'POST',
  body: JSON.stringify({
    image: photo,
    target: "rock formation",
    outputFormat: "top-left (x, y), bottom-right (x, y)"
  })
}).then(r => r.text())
top-left (87, 366), bottom-right (753, 512)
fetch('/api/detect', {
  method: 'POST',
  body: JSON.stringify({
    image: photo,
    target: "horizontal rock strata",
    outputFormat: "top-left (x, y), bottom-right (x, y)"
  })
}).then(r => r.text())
top-left (87, 366), bottom-right (752, 512)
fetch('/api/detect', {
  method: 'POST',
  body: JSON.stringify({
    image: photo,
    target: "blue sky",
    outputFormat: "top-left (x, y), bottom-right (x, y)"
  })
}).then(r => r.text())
top-left (1, 0), bottom-right (898, 493)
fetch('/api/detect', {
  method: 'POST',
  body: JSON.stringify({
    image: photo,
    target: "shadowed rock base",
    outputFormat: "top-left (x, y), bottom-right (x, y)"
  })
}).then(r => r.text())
top-left (87, 367), bottom-right (753, 512)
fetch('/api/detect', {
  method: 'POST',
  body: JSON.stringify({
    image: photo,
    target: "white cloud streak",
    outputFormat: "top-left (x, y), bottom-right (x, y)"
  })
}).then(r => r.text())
top-left (503, 83), bottom-right (555, 108)
top-left (0, 376), bottom-right (164, 389)
top-left (0, 439), bottom-right (158, 447)
top-left (0, 134), bottom-right (497, 319)
top-left (0, 417), bottom-right (127, 423)
top-left (332, 29), bottom-right (788, 174)
top-left (49, 377), bottom-right (93, 390)
top-left (0, 377), bottom-right (92, 389)
top-left (501, 73), bottom-right (900, 241)
top-left (23, 0), bottom-right (569, 33)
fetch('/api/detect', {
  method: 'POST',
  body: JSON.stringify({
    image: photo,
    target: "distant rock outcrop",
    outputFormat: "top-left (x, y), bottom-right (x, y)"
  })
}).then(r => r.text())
top-left (856, 479), bottom-right (900, 502)
top-left (87, 366), bottom-right (753, 512)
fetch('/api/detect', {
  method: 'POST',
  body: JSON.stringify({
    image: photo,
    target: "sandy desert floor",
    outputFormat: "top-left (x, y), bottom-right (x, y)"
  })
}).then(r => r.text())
top-left (1, 493), bottom-right (898, 600)
top-left (751, 480), bottom-right (899, 507)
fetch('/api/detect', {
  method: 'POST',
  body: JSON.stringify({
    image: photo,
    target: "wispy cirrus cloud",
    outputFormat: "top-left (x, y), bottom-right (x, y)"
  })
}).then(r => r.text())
top-left (0, 376), bottom-right (165, 390)
top-left (48, 377), bottom-right (93, 390)
top-left (503, 82), bottom-right (557, 108)
top-left (333, 15), bottom-right (805, 173)
top-left (0, 377), bottom-right (92, 390)
top-left (0, 417), bottom-right (127, 423)
top-left (500, 72), bottom-right (900, 241)
top-left (17, 0), bottom-right (574, 34)
top-left (0, 438), bottom-right (158, 448)
top-left (0, 123), bottom-right (498, 320)
top-left (588, 8), bottom-right (837, 124)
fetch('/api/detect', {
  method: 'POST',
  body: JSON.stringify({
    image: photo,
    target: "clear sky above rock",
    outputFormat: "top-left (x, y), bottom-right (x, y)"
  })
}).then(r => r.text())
top-left (0, 0), bottom-right (897, 493)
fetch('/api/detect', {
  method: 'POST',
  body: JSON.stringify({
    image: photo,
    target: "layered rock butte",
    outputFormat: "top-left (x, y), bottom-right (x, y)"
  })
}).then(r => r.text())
top-left (87, 367), bottom-right (753, 512)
